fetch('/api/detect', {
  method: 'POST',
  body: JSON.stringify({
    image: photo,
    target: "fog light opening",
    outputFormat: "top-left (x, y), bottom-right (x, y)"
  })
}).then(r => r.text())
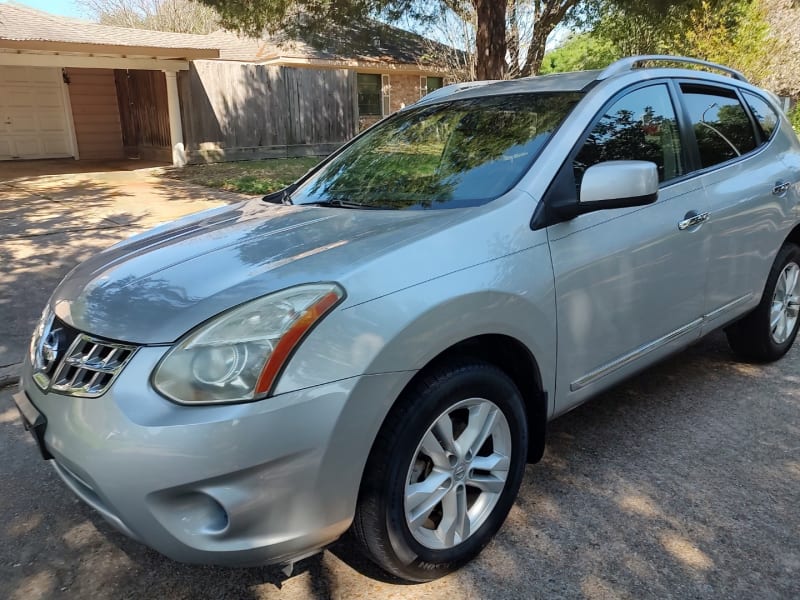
top-left (199, 493), bottom-right (230, 535)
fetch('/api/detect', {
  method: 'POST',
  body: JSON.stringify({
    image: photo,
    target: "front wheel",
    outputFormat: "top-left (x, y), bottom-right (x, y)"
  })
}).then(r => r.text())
top-left (726, 243), bottom-right (800, 362)
top-left (353, 360), bottom-right (528, 582)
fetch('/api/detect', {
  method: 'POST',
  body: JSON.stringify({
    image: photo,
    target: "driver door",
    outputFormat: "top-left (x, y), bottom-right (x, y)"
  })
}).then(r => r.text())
top-left (546, 82), bottom-right (710, 415)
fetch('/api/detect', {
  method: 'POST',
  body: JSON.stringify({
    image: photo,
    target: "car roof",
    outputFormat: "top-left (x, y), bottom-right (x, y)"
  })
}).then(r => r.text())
top-left (414, 70), bottom-right (601, 106)
top-left (410, 55), bottom-right (772, 110)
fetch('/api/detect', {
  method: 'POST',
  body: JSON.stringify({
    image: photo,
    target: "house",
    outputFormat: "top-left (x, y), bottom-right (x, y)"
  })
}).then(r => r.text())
top-left (0, 4), bottom-right (451, 167)
top-left (205, 19), bottom-right (452, 130)
top-left (0, 3), bottom-right (217, 166)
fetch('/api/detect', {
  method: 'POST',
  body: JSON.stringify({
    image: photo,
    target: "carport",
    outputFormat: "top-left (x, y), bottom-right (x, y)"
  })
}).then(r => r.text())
top-left (0, 4), bottom-right (219, 167)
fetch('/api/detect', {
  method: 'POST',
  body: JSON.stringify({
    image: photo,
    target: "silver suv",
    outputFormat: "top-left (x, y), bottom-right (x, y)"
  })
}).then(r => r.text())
top-left (13, 56), bottom-right (800, 581)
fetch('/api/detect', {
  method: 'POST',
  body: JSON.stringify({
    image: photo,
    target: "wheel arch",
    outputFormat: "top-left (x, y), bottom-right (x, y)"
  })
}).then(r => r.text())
top-left (388, 333), bottom-right (548, 464)
top-left (783, 223), bottom-right (800, 250)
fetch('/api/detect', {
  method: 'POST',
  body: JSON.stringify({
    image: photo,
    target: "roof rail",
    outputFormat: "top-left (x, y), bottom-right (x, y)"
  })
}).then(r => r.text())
top-left (597, 55), bottom-right (749, 83)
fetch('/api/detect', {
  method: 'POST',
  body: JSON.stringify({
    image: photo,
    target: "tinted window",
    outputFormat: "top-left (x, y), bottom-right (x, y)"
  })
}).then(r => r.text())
top-left (357, 73), bottom-right (382, 116)
top-left (681, 84), bottom-right (757, 168)
top-left (744, 91), bottom-right (780, 141)
top-left (574, 84), bottom-right (683, 186)
top-left (291, 93), bottom-right (584, 210)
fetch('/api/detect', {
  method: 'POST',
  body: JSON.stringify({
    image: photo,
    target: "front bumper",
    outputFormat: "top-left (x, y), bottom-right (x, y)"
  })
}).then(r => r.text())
top-left (18, 346), bottom-right (412, 566)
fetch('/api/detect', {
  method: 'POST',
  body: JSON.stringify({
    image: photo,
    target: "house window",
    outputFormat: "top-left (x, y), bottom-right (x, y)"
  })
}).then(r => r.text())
top-left (421, 76), bottom-right (444, 97)
top-left (357, 73), bottom-right (382, 116)
top-left (427, 77), bottom-right (444, 94)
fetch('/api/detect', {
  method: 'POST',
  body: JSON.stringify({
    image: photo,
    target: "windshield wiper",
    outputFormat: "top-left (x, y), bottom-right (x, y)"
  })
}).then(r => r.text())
top-left (262, 185), bottom-right (296, 205)
top-left (303, 199), bottom-right (394, 210)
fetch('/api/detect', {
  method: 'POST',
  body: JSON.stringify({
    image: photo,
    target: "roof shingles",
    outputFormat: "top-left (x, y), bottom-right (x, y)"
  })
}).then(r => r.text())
top-left (0, 2), bottom-right (448, 68)
top-left (210, 19), bottom-right (449, 65)
top-left (0, 3), bottom-right (218, 50)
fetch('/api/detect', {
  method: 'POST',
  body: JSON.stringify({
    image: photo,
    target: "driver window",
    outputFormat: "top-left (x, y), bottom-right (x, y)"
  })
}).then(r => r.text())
top-left (573, 84), bottom-right (684, 189)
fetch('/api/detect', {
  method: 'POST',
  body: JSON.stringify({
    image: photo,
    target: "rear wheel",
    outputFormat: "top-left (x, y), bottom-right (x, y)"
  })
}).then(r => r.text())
top-left (353, 360), bottom-right (528, 582)
top-left (726, 243), bottom-right (800, 362)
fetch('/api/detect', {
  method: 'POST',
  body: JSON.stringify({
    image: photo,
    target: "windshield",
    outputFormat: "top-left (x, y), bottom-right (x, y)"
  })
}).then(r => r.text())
top-left (290, 92), bottom-right (584, 210)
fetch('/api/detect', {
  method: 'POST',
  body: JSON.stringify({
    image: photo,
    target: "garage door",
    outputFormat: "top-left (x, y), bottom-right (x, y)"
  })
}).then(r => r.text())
top-left (0, 66), bottom-right (73, 160)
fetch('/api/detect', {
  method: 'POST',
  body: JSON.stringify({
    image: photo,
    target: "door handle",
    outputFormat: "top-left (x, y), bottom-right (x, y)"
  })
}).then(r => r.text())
top-left (773, 181), bottom-right (791, 196)
top-left (678, 211), bottom-right (710, 231)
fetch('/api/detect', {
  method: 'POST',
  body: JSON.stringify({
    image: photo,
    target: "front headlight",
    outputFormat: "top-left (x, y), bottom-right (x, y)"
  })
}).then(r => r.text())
top-left (152, 283), bottom-right (344, 404)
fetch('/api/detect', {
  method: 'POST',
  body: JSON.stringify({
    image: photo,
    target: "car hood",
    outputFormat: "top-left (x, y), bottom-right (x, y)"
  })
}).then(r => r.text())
top-left (52, 199), bottom-right (461, 344)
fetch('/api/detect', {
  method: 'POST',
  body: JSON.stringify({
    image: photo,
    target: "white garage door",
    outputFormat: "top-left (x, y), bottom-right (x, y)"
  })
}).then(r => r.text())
top-left (0, 66), bottom-right (74, 160)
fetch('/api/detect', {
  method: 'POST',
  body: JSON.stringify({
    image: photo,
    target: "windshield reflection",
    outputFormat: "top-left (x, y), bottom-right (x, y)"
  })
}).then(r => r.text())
top-left (291, 92), bottom-right (584, 210)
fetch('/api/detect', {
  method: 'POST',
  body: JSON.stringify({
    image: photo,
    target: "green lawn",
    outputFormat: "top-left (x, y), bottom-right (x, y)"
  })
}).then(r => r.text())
top-left (168, 157), bottom-right (322, 195)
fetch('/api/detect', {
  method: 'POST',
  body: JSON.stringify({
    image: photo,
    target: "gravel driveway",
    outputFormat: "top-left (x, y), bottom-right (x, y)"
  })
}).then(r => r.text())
top-left (1, 161), bottom-right (798, 599)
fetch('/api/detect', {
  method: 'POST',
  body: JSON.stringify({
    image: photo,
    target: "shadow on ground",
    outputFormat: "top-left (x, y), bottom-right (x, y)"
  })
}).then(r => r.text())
top-left (1, 331), bottom-right (798, 599)
top-left (0, 177), bottom-right (138, 368)
top-left (0, 160), bottom-right (246, 368)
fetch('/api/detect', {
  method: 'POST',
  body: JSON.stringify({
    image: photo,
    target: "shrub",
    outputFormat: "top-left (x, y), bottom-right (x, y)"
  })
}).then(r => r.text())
top-left (789, 103), bottom-right (800, 134)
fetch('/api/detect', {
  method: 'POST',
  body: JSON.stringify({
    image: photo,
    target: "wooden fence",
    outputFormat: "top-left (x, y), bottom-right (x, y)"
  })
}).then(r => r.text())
top-left (177, 61), bottom-right (358, 163)
top-left (114, 69), bottom-right (172, 162)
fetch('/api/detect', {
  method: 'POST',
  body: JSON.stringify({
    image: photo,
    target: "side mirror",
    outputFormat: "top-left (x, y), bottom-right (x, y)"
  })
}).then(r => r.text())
top-left (579, 160), bottom-right (659, 213)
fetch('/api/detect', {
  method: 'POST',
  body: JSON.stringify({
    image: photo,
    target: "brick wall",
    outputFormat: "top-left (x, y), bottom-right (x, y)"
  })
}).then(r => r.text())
top-left (358, 115), bottom-right (382, 131)
top-left (356, 72), bottom-right (442, 131)
top-left (388, 74), bottom-right (422, 112)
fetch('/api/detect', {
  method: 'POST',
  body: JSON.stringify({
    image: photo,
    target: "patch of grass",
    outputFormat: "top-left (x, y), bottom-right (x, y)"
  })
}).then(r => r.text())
top-left (167, 157), bottom-right (322, 195)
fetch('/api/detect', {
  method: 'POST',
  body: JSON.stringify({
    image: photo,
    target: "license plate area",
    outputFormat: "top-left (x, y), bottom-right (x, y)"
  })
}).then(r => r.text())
top-left (12, 391), bottom-right (52, 460)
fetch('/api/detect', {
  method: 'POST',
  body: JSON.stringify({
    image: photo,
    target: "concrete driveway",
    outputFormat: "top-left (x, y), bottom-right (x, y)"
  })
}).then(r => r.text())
top-left (0, 159), bottom-right (246, 382)
top-left (1, 161), bottom-right (798, 599)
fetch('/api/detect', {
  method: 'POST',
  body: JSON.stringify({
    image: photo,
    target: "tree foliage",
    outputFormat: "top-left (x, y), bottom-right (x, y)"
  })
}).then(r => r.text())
top-left (788, 103), bottom-right (800, 133)
top-left (194, 0), bottom-right (383, 35)
top-left (667, 0), bottom-right (773, 83)
top-left (543, 0), bottom-right (775, 85)
top-left (538, 32), bottom-right (618, 74)
top-left (196, 0), bottom-right (583, 80)
top-left (79, 0), bottom-right (220, 34)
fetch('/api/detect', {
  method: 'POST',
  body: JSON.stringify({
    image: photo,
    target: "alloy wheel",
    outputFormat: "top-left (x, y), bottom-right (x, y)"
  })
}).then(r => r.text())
top-left (403, 398), bottom-right (512, 550)
top-left (770, 262), bottom-right (800, 344)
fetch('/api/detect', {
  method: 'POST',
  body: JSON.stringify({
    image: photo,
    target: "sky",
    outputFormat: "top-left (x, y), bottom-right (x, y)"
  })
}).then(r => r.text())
top-left (2, 0), bottom-right (88, 19)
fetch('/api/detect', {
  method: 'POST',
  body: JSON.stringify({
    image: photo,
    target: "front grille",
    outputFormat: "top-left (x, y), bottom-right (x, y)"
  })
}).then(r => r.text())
top-left (32, 314), bottom-right (137, 398)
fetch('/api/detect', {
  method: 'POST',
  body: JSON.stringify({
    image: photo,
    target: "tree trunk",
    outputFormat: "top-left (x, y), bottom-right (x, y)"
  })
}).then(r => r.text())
top-left (474, 0), bottom-right (507, 80)
top-left (520, 27), bottom-right (548, 77)
top-left (519, 0), bottom-right (579, 77)
top-left (508, 0), bottom-right (520, 78)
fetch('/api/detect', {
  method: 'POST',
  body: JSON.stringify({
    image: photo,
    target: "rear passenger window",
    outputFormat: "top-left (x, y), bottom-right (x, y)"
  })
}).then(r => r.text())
top-left (681, 84), bottom-right (757, 168)
top-left (743, 92), bottom-right (780, 141)
top-left (574, 84), bottom-right (684, 186)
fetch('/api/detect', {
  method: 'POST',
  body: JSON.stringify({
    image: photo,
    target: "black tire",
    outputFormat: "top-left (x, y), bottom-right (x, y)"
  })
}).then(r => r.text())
top-left (726, 243), bottom-right (800, 362)
top-left (353, 359), bottom-right (528, 582)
